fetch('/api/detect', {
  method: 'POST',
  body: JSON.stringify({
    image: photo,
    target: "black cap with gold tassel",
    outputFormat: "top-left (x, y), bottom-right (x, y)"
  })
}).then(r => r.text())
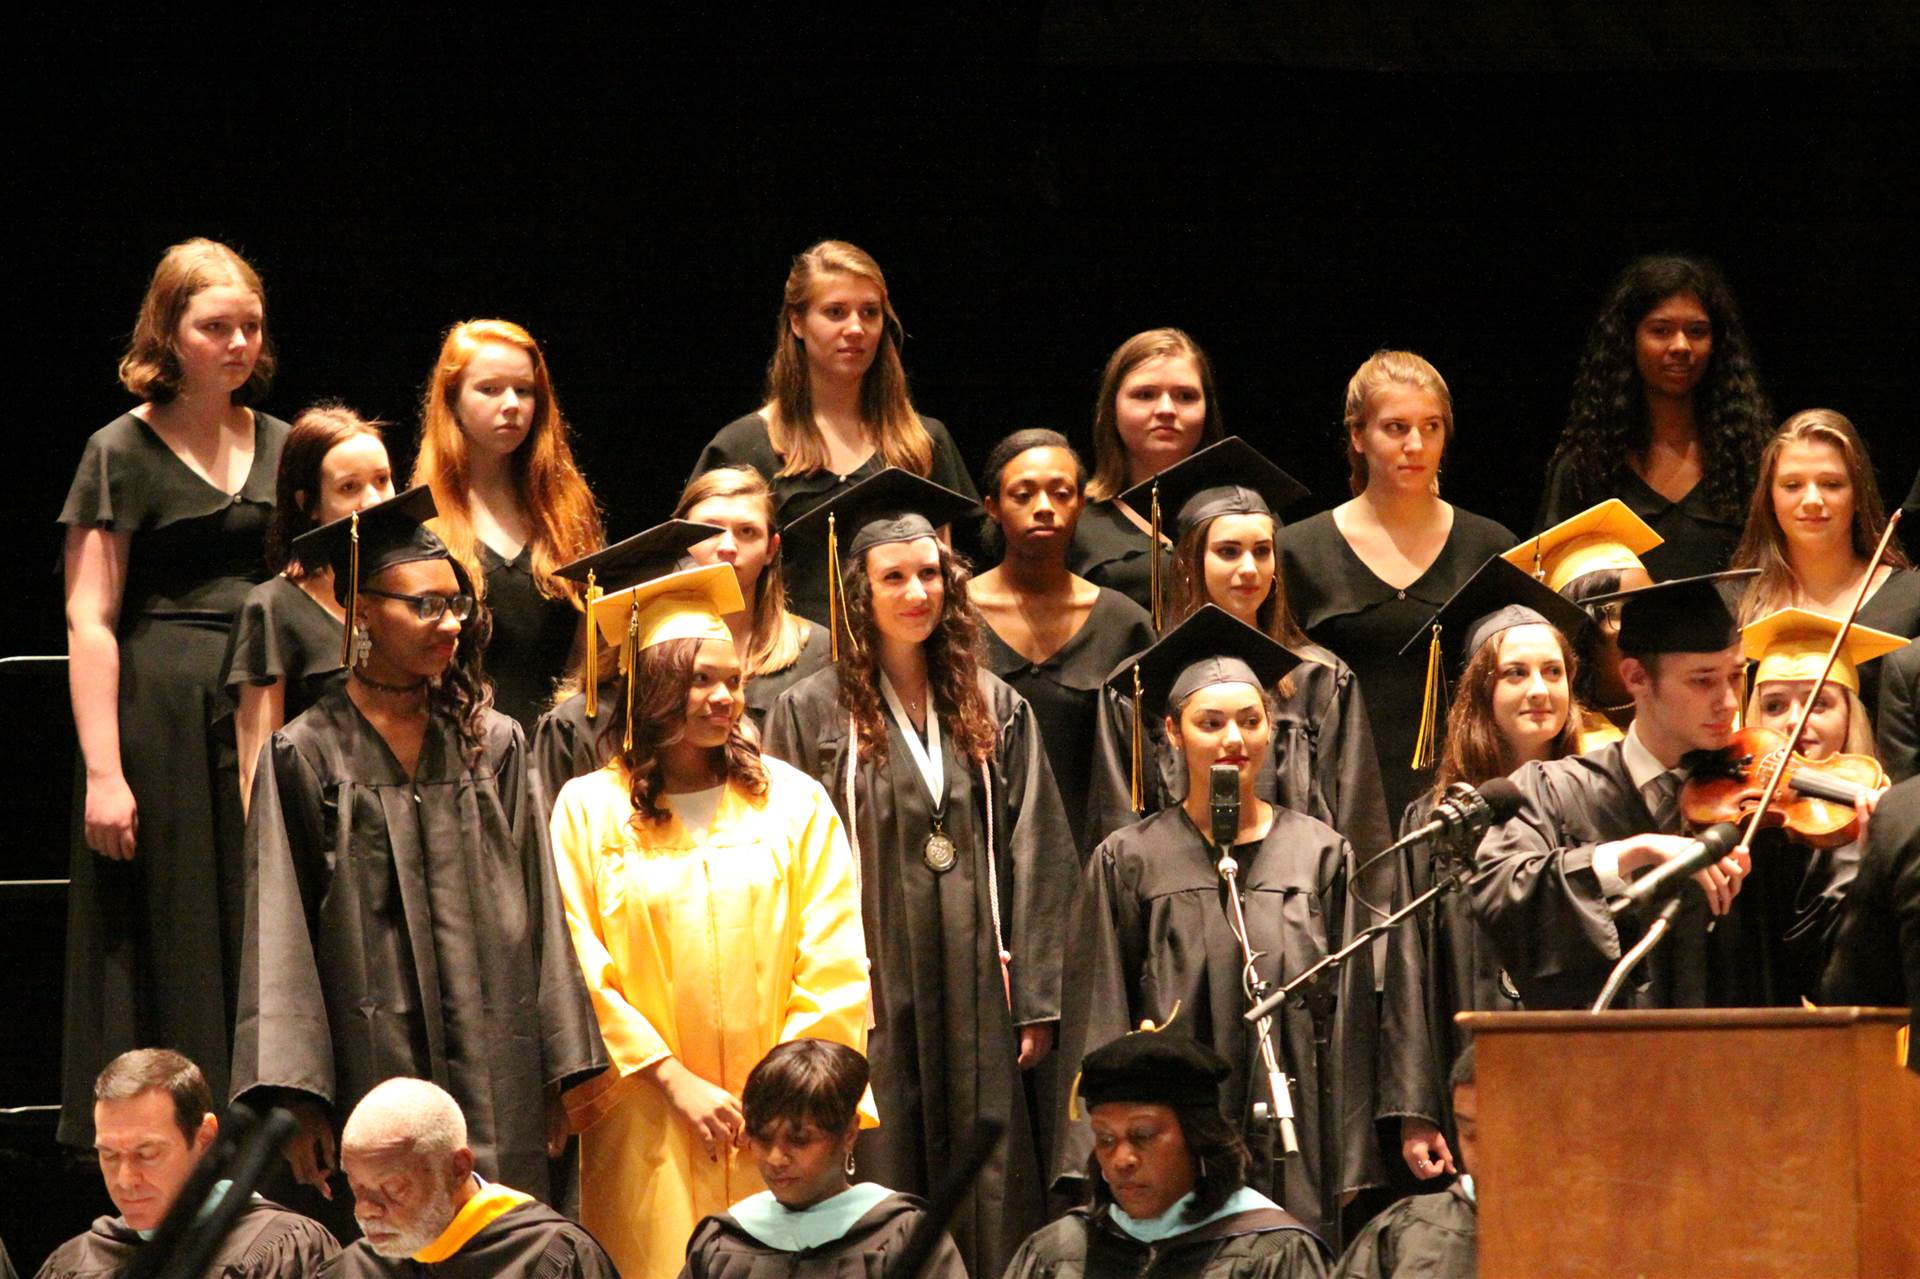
top-left (780, 467), bottom-right (980, 658)
top-left (1103, 605), bottom-right (1304, 813)
top-left (1397, 554), bottom-right (1600, 770)
top-left (1116, 438), bottom-right (1310, 635)
top-left (556, 518), bottom-right (725, 721)
top-left (290, 486), bottom-right (446, 670)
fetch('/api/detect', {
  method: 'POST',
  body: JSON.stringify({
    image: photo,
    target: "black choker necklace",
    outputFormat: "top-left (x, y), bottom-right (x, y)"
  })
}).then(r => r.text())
top-left (353, 670), bottom-right (429, 695)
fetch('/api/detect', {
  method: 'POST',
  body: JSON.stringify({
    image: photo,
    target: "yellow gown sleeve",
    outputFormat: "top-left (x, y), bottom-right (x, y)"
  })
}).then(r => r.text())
top-left (549, 776), bottom-right (673, 1129)
top-left (777, 773), bottom-right (879, 1124)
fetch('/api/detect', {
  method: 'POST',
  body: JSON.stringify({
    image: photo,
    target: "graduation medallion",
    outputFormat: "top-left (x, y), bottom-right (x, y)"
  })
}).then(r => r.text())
top-left (924, 827), bottom-right (957, 873)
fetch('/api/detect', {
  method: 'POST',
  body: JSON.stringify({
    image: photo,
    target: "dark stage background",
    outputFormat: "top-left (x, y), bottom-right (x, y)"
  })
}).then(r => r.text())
top-left (5, 8), bottom-right (1915, 1267)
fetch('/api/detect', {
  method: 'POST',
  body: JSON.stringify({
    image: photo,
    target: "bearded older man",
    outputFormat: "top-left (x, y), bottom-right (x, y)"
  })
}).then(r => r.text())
top-left (321, 1079), bottom-right (616, 1278)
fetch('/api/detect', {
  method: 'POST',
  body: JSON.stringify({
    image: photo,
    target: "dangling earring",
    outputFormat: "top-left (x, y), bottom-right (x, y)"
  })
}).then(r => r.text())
top-left (352, 622), bottom-right (372, 668)
top-left (1197, 1155), bottom-right (1209, 1182)
top-left (845, 1149), bottom-right (857, 1177)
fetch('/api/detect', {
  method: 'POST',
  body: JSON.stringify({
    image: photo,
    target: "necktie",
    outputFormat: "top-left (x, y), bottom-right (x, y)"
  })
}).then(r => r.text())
top-left (1643, 770), bottom-right (1681, 834)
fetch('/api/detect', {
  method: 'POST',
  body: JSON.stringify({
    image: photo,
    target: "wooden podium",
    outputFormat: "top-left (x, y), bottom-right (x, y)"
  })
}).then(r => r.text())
top-left (1458, 1007), bottom-right (1918, 1278)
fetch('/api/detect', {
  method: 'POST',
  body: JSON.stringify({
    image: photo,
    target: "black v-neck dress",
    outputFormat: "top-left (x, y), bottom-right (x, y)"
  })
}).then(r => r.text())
top-left (56, 409), bottom-right (288, 1148)
top-left (1276, 507), bottom-right (1515, 826)
top-left (477, 540), bottom-right (581, 732)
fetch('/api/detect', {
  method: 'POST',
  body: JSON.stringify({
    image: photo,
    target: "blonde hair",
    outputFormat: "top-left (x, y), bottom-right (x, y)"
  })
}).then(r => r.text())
top-left (118, 238), bottom-right (275, 405)
top-left (1731, 408), bottom-right (1909, 624)
top-left (410, 319), bottom-right (604, 603)
top-left (674, 465), bottom-right (811, 677)
top-left (1744, 680), bottom-right (1876, 757)
top-left (1341, 349), bottom-right (1454, 496)
top-left (1085, 328), bottom-right (1224, 503)
top-left (763, 240), bottom-right (932, 477)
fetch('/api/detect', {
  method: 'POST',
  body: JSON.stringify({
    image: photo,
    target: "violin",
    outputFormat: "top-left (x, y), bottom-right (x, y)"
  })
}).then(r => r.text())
top-left (1680, 726), bottom-right (1887, 849)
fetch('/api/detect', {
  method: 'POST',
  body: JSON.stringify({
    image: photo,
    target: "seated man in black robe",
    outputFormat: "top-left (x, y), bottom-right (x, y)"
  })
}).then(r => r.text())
top-left (1331, 1045), bottom-right (1478, 1278)
top-left (1821, 773), bottom-right (1920, 1072)
top-left (1471, 572), bottom-right (1757, 1010)
top-left (37, 1049), bottom-right (338, 1279)
top-left (321, 1078), bottom-right (617, 1278)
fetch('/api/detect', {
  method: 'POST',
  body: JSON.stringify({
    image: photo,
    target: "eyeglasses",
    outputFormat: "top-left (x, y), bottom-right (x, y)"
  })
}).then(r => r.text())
top-left (360, 589), bottom-right (476, 623)
top-left (1589, 601), bottom-right (1625, 630)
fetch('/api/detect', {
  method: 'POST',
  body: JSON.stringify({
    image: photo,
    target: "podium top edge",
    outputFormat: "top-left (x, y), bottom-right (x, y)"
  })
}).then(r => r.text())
top-left (1458, 1006), bottom-right (1911, 1033)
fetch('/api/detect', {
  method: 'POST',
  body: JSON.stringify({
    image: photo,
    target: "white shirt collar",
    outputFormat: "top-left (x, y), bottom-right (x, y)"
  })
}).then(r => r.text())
top-left (1620, 721), bottom-right (1670, 794)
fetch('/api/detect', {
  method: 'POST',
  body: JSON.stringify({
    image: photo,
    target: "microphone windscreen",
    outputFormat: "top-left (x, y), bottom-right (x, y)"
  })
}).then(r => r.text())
top-left (1477, 777), bottom-right (1526, 823)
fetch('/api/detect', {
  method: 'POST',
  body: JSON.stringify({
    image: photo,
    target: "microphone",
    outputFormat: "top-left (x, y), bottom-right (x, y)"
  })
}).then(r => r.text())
top-left (1606, 822), bottom-right (1743, 917)
top-left (1400, 778), bottom-right (1527, 853)
top-left (1210, 763), bottom-right (1240, 855)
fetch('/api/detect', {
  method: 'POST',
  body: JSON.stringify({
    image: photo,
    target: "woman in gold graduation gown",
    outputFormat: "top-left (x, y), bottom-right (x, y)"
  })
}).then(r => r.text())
top-left (548, 564), bottom-right (871, 1279)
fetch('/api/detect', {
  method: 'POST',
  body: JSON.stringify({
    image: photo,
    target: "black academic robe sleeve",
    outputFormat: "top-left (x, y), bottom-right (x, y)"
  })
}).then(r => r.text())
top-left (1468, 752), bottom-right (1635, 1011)
top-left (1877, 639), bottom-right (1920, 784)
top-left (999, 690), bottom-right (1076, 1027)
top-left (1821, 776), bottom-right (1920, 1069)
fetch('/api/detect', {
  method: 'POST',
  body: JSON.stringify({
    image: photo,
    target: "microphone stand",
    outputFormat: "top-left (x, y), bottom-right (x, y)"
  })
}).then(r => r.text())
top-left (1214, 838), bottom-right (1302, 1161)
top-left (1591, 893), bottom-right (1686, 1012)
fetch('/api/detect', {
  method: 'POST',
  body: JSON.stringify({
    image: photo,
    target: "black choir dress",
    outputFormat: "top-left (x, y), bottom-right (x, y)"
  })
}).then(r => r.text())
top-left (1878, 639), bottom-right (1920, 783)
top-left (231, 686), bottom-right (608, 1212)
top-left (1857, 567), bottom-right (1920, 731)
top-left (982, 587), bottom-right (1156, 853)
top-left (690, 413), bottom-right (979, 626)
top-left (1057, 806), bottom-right (1393, 1241)
top-left (1275, 509), bottom-right (1515, 829)
top-left (477, 541), bottom-right (582, 731)
top-left (761, 668), bottom-right (1078, 1279)
top-left (1067, 499), bottom-right (1161, 617)
top-left (1537, 457), bottom-right (1744, 583)
top-left (221, 574), bottom-right (349, 726)
top-left (55, 409), bottom-right (288, 1149)
top-left (528, 619), bottom-right (830, 817)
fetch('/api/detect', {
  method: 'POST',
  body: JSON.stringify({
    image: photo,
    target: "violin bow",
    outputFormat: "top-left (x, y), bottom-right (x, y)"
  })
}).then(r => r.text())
top-left (1732, 508), bottom-right (1903, 855)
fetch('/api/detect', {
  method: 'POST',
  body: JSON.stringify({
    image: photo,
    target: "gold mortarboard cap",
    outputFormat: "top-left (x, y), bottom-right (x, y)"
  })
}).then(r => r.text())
top-left (590, 562), bottom-right (745, 654)
top-left (1503, 499), bottom-right (1663, 593)
top-left (1740, 607), bottom-right (1907, 694)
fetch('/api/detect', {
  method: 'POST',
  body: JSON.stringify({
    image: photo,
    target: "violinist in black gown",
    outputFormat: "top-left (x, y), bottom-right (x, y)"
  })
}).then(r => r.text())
top-left (1382, 556), bottom-right (1593, 1184)
top-left (1471, 572), bottom-right (1758, 1010)
top-left (1059, 605), bottom-right (1387, 1246)
top-left (759, 468), bottom-right (1078, 1279)
top-left (528, 519), bottom-right (720, 816)
top-left (230, 488), bottom-right (607, 1235)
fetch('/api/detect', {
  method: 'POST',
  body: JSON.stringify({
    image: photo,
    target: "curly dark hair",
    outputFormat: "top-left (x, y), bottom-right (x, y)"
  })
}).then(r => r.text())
top-left (430, 559), bottom-right (494, 766)
top-left (611, 636), bottom-right (767, 828)
top-left (1550, 254), bottom-right (1772, 517)
top-left (1085, 1102), bottom-right (1252, 1223)
top-left (837, 541), bottom-right (997, 768)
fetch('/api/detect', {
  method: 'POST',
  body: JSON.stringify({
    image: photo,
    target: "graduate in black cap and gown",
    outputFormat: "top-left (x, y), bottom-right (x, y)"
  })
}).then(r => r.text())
top-left (1086, 437), bottom-right (1392, 866)
top-left (1471, 571), bottom-right (1757, 1011)
top-left (528, 518), bottom-right (721, 816)
top-left (1007, 1024), bottom-right (1328, 1278)
top-left (1385, 557), bottom-right (1593, 1183)
top-left (759, 468), bottom-right (1078, 1279)
top-left (1060, 605), bottom-right (1384, 1247)
top-left (229, 487), bottom-right (608, 1235)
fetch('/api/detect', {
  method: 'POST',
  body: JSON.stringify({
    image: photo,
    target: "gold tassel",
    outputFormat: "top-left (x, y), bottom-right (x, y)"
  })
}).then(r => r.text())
top-left (339, 511), bottom-right (360, 666)
top-left (1149, 483), bottom-right (1163, 633)
top-left (622, 599), bottom-right (639, 754)
top-left (1411, 623), bottom-right (1444, 769)
top-left (827, 512), bottom-right (845, 662)
top-left (584, 569), bottom-right (602, 720)
top-left (1129, 664), bottom-right (1145, 814)
top-left (1528, 536), bottom-right (1545, 581)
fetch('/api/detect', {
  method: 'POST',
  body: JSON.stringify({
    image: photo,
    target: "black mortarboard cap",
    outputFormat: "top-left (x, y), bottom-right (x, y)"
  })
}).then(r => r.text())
top-left (1116, 436), bottom-right (1310, 540)
top-left (555, 520), bottom-right (724, 592)
top-left (555, 519), bottom-right (725, 717)
top-left (1106, 604), bottom-right (1304, 716)
top-left (1075, 1026), bottom-right (1233, 1113)
top-left (1584, 569), bottom-right (1758, 657)
top-left (1397, 555), bottom-right (1597, 770)
top-left (781, 467), bottom-right (979, 659)
top-left (288, 486), bottom-right (447, 666)
top-left (1114, 438), bottom-right (1309, 632)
